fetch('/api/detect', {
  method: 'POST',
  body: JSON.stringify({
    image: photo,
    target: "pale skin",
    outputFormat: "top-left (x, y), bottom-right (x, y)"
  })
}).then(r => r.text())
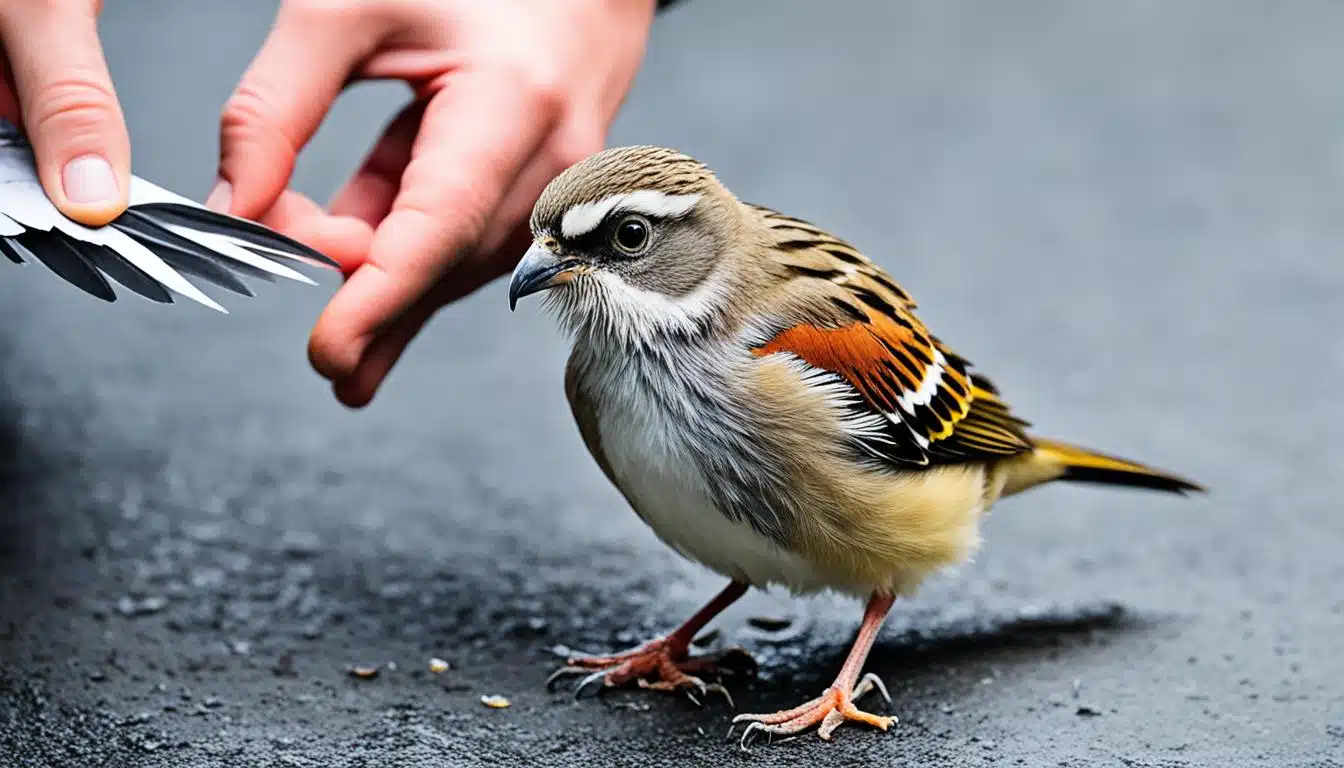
top-left (1, 0), bottom-right (658, 407)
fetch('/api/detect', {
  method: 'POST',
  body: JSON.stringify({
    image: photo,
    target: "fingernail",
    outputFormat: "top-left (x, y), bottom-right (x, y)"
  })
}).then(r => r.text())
top-left (205, 178), bottom-right (232, 213)
top-left (61, 154), bottom-right (119, 205)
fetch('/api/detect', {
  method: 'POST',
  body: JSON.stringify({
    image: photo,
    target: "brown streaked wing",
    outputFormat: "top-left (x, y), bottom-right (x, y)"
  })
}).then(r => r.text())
top-left (747, 205), bottom-right (1031, 468)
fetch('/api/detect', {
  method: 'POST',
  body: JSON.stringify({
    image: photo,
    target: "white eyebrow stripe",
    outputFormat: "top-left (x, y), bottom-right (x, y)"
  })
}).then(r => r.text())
top-left (560, 190), bottom-right (702, 238)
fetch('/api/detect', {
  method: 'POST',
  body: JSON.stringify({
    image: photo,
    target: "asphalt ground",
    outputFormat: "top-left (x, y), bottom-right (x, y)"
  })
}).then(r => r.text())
top-left (2, 1), bottom-right (1342, 765)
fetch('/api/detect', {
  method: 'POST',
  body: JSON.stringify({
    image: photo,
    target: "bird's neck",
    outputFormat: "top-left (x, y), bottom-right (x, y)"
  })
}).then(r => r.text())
top-left (572, 319), bottom-right (738, 393)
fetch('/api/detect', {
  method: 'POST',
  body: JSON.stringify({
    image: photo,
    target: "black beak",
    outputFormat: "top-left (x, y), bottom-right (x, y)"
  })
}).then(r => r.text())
top-left (508, 242), bottom-right (575, 310)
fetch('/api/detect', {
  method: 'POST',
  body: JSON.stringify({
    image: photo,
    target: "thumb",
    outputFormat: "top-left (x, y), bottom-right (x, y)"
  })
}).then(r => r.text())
top-left (0, 2), bottom-right (130, 227)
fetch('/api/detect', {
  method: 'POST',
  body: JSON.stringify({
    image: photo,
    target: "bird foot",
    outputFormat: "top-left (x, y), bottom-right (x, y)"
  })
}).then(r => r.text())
top-left (732, 673), bottom-right (896, 749)
top-left (546, 637), bottom-right (756, 706)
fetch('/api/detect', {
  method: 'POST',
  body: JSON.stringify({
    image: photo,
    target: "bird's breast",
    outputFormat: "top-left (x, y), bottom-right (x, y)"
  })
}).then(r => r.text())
top-left (581, 344), bottom-right (833, 593)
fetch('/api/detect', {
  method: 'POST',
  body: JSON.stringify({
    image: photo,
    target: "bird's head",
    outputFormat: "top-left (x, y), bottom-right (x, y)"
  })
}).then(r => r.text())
top-left (508, 145), bottom-right (750, 345)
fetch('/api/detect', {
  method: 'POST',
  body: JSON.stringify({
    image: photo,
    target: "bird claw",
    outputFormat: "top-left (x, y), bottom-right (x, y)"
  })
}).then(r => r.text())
top-left (572, 670), bottom-right (610, 700)
top-left (854, 672), bottom-right (893, 709)
top-left (737, 721), bottom-right (782, 752)
top-left (545, 664), bottom-right (603, 692)
top-left (545, 664), bottom-right (614, 698)
top-left (543, 636), bottom-right (752, 707)
top-left (636, 673), bottom-right (736, 709)
top-left (731, 680), bottom-right (898, 749)
top-left (707, 682), bottom-right (735, 709)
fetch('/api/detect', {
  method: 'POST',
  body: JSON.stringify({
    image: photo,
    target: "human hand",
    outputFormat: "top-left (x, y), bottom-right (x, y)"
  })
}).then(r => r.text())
top-left (212, 0), bottom-right (658, 407)
top-left (0, 0), bottom-right (130, 226)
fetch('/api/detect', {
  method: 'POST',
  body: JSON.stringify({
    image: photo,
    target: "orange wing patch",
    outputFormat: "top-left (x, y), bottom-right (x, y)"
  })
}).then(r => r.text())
top-left (755, 312), bottom-right (970, 439)
top-left (752, 310), bottom-right (1027, 469)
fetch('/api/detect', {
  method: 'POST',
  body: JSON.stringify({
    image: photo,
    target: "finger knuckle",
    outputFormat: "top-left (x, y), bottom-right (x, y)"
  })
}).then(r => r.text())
top-left (220, 80), bottom-right (295, 157)
top-left (529, 76), bottom-right (567, 119)
top-left (28, 73), bottom-right (119, 142)
top-left (405, 186), bottom-right (488, 251)
top-left (220, 81), bottom-right (272, 130)
top-left (413, 204), bottom-right (489, 264)
top-left (495, 63), bottom-right (566, 121)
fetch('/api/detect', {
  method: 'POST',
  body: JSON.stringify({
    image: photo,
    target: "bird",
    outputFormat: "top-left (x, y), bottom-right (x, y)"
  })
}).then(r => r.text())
top-left (0, 119), bottom-right (337, 311)
top-left (507, 145), bottom-right (1203, 748)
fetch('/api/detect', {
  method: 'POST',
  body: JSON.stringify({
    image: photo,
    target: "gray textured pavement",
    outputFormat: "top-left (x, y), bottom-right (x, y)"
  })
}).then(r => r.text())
top-left (2, 1), bottom-right (1342, 765)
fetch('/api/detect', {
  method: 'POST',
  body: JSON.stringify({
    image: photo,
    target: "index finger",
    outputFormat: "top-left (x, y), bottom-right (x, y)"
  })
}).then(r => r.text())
top-left (307, 72), bottom-right (558, 381)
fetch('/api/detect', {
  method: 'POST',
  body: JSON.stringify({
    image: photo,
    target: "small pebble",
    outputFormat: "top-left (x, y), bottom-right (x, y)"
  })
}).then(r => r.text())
top-left (429, 658), bottom-right (449, 674)
top-left (116, 596), bottom-right (168, 617)
top-left (272, 652), bottom-right (297, 678)
top-left (480, 695), bottom-right (511, 709)
top-left (1076, 706), bottom-right (1102, 717)
top-left (348, 665), bottom-right (380, 679)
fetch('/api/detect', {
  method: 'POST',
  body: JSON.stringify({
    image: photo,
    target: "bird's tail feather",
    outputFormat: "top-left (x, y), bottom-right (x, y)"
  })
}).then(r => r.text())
top-left (1000, 437), bottom-right (1204, 498)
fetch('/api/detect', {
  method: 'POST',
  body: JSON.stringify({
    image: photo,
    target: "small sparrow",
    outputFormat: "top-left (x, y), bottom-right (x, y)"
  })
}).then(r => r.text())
top-left (509, 145), bottom-right (1202, 747)
top-left (0, 120), bottom-right (336, 311)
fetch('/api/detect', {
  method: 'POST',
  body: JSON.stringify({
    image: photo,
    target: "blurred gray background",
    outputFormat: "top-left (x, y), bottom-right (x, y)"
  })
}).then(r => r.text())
top-left (2, 0), bottom-right (1342, 765)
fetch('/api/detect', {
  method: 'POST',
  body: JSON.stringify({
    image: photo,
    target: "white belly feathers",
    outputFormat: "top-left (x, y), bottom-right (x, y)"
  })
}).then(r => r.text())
top-left (589, 354), bottom-right (833, 594)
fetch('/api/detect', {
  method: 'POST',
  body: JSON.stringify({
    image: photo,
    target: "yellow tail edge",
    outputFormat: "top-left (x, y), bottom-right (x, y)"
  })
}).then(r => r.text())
top-left (1001, 436), bottom-right (1206, 498)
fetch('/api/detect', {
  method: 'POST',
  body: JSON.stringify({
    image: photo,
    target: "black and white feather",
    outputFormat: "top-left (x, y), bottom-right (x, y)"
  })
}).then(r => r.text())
top-left (0, 119), bottom-right (338, 312)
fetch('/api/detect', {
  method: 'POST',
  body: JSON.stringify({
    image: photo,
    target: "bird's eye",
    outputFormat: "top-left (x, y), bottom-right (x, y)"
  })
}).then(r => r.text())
top-left (611, 215), bottom-right (651, 255)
